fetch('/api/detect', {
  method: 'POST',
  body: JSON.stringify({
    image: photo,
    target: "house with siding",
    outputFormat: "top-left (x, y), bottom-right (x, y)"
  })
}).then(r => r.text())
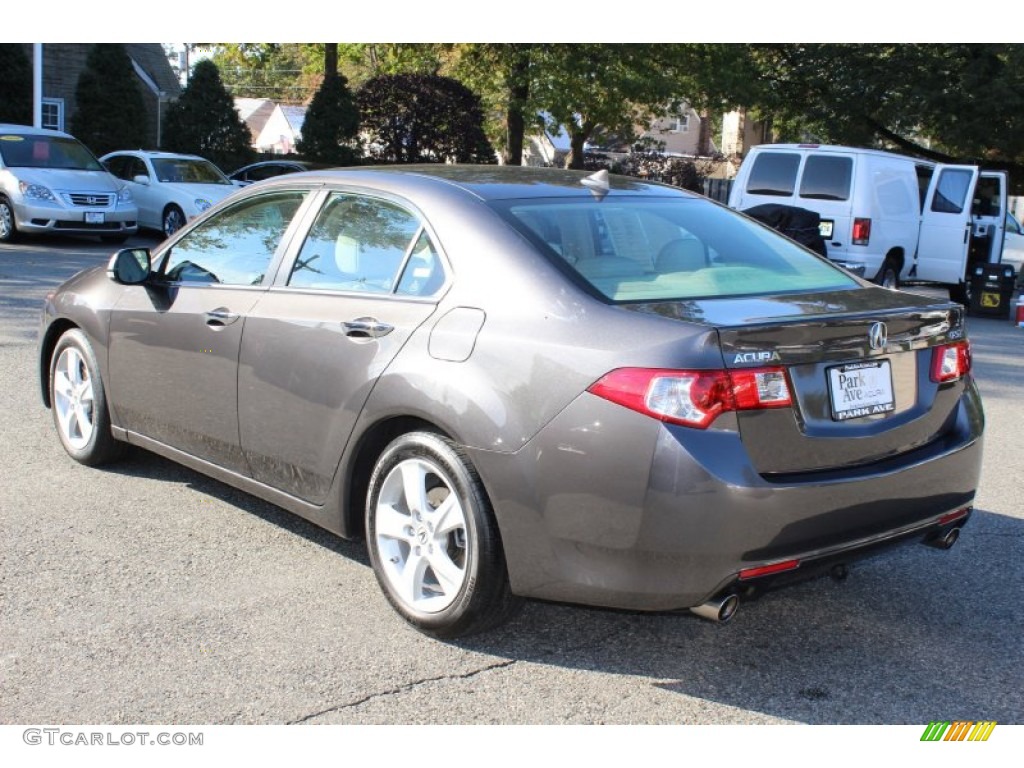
top-left (18, 43), bottom-right (181, 149)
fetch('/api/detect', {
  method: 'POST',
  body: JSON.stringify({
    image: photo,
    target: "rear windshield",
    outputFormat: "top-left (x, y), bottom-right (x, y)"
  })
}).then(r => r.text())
top-left (0, 133), bottom-right (104, 171)
top-left (799, 155), bottom-right (852, 200)
top-left (492, 197), bottom-right (858, 303)
top-left (745, 152), bottom-right (800, 196)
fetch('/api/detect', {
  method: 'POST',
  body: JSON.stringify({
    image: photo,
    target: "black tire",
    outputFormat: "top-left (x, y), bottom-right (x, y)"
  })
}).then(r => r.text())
top-left (365, 431), bottom-right (521, 638)
top-left (949, 281), bottom-right (970, 306)
top-left (876, 258), bottom-right (899, 290)
top-left (162, 205), bottom-right (186, 238)
top-left (48, 329), bottom-right (123, 466)
top-left (0, 195), bottom-right (19, 243)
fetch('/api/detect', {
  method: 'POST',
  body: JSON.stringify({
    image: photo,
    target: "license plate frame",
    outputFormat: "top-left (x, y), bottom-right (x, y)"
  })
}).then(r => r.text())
top-left (827, 360), bottom-right (895, 421)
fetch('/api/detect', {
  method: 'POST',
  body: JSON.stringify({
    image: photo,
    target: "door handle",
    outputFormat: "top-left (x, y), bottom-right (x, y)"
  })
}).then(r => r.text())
top-left (205, 308), bottom-right (240, 326)
top-left (343, 317), bottom-right (394, 339)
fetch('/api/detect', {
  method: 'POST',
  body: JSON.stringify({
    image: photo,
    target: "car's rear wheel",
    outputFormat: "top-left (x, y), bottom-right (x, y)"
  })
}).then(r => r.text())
top-left (49, 329), bottom-right (123, 466)
top-left (0, 195), bottom-right (18, 243)
top-left (365, 431), bottom-right (521, 638)
top-left (162, 205), bottom-right (185, 238)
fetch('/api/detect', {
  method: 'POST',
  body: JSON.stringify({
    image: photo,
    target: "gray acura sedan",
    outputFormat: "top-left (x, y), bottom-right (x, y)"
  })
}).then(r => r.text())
top-left (39, 167), bottom-right (983, 638)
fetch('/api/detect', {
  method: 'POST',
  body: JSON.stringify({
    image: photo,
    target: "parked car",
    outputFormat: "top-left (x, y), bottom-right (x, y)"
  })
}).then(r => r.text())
top-left (228, 160), bottom-right (314, 186)
top-left (1002, 212), bottom-right (1024, 283)
top-left (0, 123), bottom-right (137, 243)
top-left (100, 150), bottom-right (237, 237)
top-left (39, 166), bottom-right (983, 638)
top-left (729, 144), bottom-right (1008, 302)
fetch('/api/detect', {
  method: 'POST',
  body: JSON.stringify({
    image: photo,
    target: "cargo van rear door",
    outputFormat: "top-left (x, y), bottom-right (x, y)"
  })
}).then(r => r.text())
top-left (915, 165), bottom-right (978, 284)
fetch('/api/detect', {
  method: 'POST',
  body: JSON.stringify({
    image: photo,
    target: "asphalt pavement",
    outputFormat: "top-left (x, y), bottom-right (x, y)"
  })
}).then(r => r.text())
top-left (1, 235), bottom-right (1022, 726)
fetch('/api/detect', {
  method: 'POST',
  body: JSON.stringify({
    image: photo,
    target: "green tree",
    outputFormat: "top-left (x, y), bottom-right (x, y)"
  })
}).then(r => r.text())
top-left (0, 45), bottom-right (32, 125)
top-left (71, 44), bottom-right (147, 155)
top-left (163, 59), bottom-right (254, 170)
top-left (358, 73), bottom-right (494, 164)
top-left (297, 44), bottom-right (360, 165)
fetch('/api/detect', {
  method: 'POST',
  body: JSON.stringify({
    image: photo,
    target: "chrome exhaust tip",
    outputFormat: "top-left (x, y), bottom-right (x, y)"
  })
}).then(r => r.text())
top-left (924, 527), bottom-right (961, 550)
top-left (690, 593), bottom-right (740, 623)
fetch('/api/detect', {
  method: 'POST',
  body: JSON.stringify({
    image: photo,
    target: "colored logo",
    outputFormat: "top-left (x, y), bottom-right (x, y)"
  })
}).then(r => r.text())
top-left (980, 292), bottom-right (1001, 308)
top-left (920, 721), bottom-right (996, 741)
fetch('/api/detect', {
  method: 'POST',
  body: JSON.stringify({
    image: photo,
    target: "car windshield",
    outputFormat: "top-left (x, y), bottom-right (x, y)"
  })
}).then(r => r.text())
top-left (0, 133), bottom-right (104, 171)
top-left (493, 196), bottom-right (858, 302)
top-left (151, 157), bottom-right (230, 185)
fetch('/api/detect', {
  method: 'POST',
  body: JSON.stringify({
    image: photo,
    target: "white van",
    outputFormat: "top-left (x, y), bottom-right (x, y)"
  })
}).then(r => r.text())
top-left (728, 144), bottom-right (1008, 299)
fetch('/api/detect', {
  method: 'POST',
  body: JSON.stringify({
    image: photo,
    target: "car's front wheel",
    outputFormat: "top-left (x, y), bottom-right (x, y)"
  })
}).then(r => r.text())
top-left (365, 431), bottom-right (521, 638)
top-left (0, 195), bottom-right (19, 243)
top-left (49, 329), bottom-right (123, 466)
top-left (162, 205), bottom-right (185, 238)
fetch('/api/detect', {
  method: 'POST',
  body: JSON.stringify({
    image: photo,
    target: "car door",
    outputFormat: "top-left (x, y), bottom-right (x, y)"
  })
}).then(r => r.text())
top-left (915, 164), bottom-right (979, 284)
top-left (107, 190), bottom-right (310, 474)
top-left (237, 190), bottom-right (446, 504)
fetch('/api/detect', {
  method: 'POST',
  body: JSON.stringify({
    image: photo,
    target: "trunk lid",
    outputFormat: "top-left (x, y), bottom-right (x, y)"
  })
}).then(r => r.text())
top-left (629, 287), bottom-right (968, 475)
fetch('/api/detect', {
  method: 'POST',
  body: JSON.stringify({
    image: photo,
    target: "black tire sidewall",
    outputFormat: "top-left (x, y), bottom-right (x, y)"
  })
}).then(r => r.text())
top-left (49, 329), bottom-right (118, 466)
top-left (366, 432), bottom-right (497, 637)
top-left (0, 196), bottom-right (17, 243)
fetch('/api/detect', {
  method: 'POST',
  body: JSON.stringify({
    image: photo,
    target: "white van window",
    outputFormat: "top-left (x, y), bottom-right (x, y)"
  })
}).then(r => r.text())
top-left (931, 169), bottom-right (973, 214)
top-left (799, 155), bottom-right (852, 201)
top-left (746, 153), bottom-right (800, 196)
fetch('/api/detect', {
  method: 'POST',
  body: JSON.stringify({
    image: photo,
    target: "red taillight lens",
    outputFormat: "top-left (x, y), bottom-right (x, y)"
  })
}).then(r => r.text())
top-left (930, 341), bottom-right (971, 383)
top-left (852, 217), bottom-right (871, 245)
top-left (588, 367), bottom-right (792, 429)
top-left (739, 559), bottom-right (801, 580)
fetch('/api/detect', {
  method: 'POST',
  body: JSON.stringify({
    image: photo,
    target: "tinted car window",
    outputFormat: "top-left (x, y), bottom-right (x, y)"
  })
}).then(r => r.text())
top-left (745, 152), bottom-right (801, 196)
top-left (495, 197), bottom-right (856, 302)
top-left (0, 133), bottom-right (103, 171)
top-left (289, 193), bottom-right (424, 293)
top-left (152, 157), bottom-right (231, 185)
top-left (799, 155), bottom-right (852, 201)
top-left (103, 155), bottom-right (131, 180)
top-left (163, 192), bottom-right (306, 286)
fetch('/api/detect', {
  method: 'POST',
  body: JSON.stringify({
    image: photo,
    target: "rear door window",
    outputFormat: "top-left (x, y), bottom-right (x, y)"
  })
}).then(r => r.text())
top-left (799, 155), bottom-right (852, 200)
top-left (745, 152), bottom-right (800, 196)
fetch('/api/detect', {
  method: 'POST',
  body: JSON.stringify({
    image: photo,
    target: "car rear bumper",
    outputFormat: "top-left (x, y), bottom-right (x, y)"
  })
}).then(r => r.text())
top-left (471, 379), bottom-right (984, 611)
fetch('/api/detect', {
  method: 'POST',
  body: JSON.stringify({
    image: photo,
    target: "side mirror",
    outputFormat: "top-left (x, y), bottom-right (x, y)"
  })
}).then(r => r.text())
top-left (133, 174), bottom-right (150, 186)
top-left (107, 248), bottom-right (152, 285)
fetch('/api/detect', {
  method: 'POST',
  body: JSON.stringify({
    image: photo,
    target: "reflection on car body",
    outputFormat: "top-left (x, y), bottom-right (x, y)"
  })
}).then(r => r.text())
top-left (39, 166), bottom-right (984, 638)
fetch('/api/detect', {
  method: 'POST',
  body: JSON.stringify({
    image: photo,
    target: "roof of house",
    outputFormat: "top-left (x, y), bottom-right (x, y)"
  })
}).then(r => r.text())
top-left (124, 44), bottom-right (181, 98)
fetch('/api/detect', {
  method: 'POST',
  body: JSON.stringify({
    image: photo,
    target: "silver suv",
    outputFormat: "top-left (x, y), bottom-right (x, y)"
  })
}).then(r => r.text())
top-left (0, 124), bottom-right (137, 243)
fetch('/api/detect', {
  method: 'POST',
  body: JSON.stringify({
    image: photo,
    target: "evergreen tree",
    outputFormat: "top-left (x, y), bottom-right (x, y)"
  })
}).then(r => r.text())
top-left (163, 59), bottom-right (254, 170)
top-left (0, 45), bottom-right (32, 126)
top-left (358, 73), bottom-right (494, 164)
top-left (71, 44), bottom-right (147, 154)
top-left (297, 72), bottom-right (360, 165)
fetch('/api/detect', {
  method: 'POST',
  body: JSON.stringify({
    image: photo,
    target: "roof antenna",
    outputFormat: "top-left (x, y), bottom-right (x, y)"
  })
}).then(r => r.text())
top-left (580, 168), bottom-right (610, 199)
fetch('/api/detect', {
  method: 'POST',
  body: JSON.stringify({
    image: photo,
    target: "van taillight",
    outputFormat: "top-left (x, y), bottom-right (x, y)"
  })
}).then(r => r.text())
top-left (852, 218), bottom-right (871, 245)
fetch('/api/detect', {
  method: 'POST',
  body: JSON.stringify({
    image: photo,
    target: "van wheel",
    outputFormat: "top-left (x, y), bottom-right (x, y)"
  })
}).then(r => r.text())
top-left (876, 259), bottom-right (899, 290)
top-left (949, 281), bottom-right (970, 306)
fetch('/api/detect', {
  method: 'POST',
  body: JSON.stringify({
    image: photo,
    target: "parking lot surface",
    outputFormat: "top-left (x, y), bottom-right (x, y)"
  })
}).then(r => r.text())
top-left (1, 236), bottom-right (1022, 725)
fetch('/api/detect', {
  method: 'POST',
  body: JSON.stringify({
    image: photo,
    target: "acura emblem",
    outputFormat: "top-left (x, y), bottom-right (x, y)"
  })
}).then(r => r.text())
top-left (868, 322), bottom-right (888, 350)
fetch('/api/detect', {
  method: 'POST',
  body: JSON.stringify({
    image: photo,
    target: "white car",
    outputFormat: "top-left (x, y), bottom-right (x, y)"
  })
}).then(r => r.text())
top-left (1002, 213), bottom-right (1024, 283)
top-left (100, 150), bottom-right (237, 237)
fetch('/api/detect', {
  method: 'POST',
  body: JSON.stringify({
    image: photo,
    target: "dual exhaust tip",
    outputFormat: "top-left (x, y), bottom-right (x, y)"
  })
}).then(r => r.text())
top-left (690, 525), bottom-right (964, 624)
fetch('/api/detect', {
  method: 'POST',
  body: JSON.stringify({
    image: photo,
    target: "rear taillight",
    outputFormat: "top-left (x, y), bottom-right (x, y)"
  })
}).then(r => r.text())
top-left (588, 367), bottom-right (792, 429)
top-left (852, 217), bottom-right (871, 246)
top-left (930, 341), bottom-right (971, 383)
